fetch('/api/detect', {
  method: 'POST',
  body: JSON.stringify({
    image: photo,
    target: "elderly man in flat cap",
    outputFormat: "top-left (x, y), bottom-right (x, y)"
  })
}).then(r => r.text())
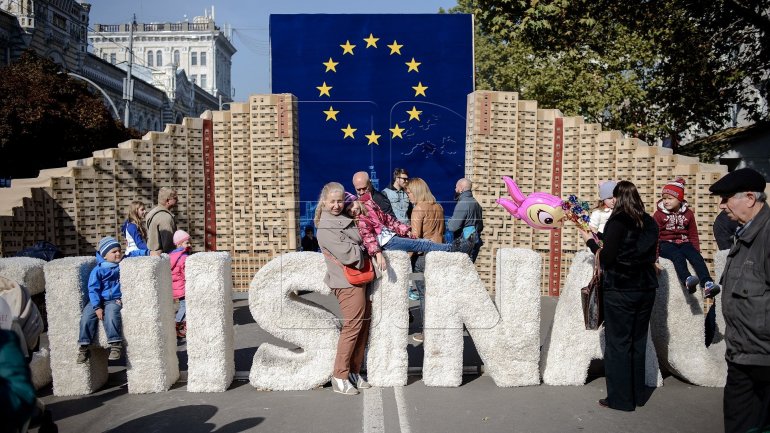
top-left (709, 167), bottom-right (769, 433)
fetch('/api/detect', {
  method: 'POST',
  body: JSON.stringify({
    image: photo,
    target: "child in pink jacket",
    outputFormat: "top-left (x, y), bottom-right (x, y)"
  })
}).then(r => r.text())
top-left (169, 230), bottom-right (191, 338)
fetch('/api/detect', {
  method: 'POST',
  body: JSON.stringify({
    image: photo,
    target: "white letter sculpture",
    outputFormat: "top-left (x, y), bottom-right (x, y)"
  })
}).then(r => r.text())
top-left (649, 251), bottom-right (728, 387)
top-left (185, 252), bottom-right (235, 392)
top-left (423, 249), bottom-right (542, 387)
top-left (542, 250), bottom-right (663, 387)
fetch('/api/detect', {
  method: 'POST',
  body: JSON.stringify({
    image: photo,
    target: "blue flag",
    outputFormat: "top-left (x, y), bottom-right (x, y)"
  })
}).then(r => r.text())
top-left (270, 14), bottom-right (474, 228)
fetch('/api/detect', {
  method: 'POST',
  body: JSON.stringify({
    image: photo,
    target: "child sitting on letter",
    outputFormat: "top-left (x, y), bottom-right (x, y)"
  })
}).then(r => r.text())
top-left (654, 177), bottom-right (721, 298)
top-left (169, 230), bottom-right (191, 339)
top-left (77, 236), bottom-right (124, 363)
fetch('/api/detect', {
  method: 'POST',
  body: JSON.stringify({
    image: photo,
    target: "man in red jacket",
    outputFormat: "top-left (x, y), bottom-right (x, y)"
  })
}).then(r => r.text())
top-left (653, 177), bottom-right (720, 298)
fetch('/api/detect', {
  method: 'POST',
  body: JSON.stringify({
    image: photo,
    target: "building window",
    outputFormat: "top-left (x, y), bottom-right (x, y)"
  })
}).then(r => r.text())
top-left (52, 13), bottom-right (66, 30)
top-left (191, 75), bottom-right (197, 84)
top-left (156, 50), bottom-right (162, 66)
top-left (102, 53), bottom-right (107, 61)
top-left (200, 74), bottom-right (207, 88)
top-left (110, 53), bottom-right (116, 64)
top-left (147, 50), bottom-right (153, 67)
top-left (173, 50), bottom-right (180, 66)
top-left (191, 52), bottom-right (197, 66)
top-left (200, 52), bottom-right (207, 66)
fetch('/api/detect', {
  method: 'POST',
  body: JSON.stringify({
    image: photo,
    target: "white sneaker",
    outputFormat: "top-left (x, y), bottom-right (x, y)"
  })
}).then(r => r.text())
top-left (349, 372), bottom-right (371, 389)
top-left (331, 377), bottom-right (359, 395)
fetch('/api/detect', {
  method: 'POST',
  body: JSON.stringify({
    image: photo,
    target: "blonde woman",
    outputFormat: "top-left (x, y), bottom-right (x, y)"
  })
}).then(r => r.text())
top-left (315, 182), bottom-right (377, 395)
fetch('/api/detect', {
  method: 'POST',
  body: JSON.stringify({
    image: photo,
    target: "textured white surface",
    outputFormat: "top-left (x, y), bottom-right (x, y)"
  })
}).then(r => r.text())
top-left (121, 256), bottom-right (180, 393)
top-left (45, 257), bottom-right (108, 396)
top-left (423, 249), bottom-right (541, 387)
top-left (248, 252), bottom-right (339, 391)
top-left (366, 251), bottom-right (411, 387)
top-left (185, 252), bottom-right (235, 392)
top-left (542, 250), bottom-right (663, 387)
top-left (0, 257), bottom-right (47, 295)
top-left (649, 251), bottom-right (728, 387)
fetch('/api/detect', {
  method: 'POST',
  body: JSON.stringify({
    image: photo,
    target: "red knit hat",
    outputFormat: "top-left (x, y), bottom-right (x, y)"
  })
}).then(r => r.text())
top-left (662, 177), bottom-right (686, 201)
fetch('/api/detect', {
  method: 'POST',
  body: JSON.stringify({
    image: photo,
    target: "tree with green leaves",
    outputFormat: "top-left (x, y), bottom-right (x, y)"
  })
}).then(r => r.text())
top-left (444, 0), bottom-right (769, 145)
top-left (0, 51), bottom-right (139, 180)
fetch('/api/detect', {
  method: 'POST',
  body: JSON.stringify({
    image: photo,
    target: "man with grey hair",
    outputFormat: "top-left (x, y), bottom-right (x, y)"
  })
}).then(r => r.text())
top-left (709, 167), bottom-right (769, 433)
top-left (351, 171), bottom-right (395, 218)
top-left (447, 178), bottom-right (483, 262)
top-left (145, 187), bottom-right (178, 255)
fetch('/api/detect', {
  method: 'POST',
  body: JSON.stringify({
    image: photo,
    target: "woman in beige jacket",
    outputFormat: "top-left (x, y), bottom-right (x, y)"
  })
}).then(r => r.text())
top-left (315, 182), bottom-right (382, 395)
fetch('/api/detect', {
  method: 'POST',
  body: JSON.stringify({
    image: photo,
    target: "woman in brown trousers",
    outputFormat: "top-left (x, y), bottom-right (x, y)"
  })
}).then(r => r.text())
top-left (315, 182), bottom-right (383, 395)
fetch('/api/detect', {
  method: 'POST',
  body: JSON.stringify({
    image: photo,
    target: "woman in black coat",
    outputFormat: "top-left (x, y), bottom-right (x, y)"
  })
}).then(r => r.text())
top-left (578, 180), bottom-right (659, 411)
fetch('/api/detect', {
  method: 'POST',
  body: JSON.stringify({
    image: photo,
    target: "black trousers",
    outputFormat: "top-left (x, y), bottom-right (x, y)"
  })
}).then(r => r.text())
top-left (724, 361), bottom-right (770, 433)
top-left (603, 289), bottom-right (656, 411)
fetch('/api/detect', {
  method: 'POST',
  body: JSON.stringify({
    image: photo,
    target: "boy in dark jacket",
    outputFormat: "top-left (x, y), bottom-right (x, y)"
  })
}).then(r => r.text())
top-left (77, 236), bottom-right (124, 363)
top-left (653, 177), bottom-right (720, 298)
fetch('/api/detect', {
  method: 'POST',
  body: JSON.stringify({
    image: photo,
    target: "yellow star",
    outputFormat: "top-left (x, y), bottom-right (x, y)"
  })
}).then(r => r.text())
top-left (412, 82), bottom-right (428, 97)
top-left (405, 57), bottom-right (421, 72)
top-left (389, 124), bottom-right (405, 139)
top-left (340, 40), bottom-right (356, 55)
top-left (341, 124), bottom-right (357, 139)
top-left (323, 106), bottom-right (339, 121)
top-left (406, 106), bottom-right (422, 121)
top-left (365, 130), bottom-right (381, 145)
top-left (323, 57), bottom-right (338, 73)
top-left (363, 33), bottom-right (379, 48)
top-left (387, 40), bottom-right (403, 55)
top-left (316, 81), bottom-right (332, 97)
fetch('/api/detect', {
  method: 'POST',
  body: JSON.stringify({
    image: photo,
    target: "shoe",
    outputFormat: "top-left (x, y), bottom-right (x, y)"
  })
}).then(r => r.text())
top-left (76, 345), bottom-right (89, 364)
top-left (349, 373), bottom-right (371, 389)
top-left (450, 237), bottom-right (474, 255)
top-left (704, 281), bottom-right (721, 298)
top-left (685, 275), bottom-right (700, 294)
top-left (412, 332), bottom-right (424, 343)
top-left (598, 398), bottom-right (610, 408)
top-left (176, 321), bottom-right (187, 339)
top-left (408, 289), bottom-right (420, 301)
top-left (331, 377), bottom-right (359, 395)
top-left (108, 343), bottom-right (122, 361)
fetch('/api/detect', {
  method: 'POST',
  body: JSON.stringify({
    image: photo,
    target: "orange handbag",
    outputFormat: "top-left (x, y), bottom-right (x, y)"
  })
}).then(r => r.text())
top-left (322, 249), bottom-right (375, 286)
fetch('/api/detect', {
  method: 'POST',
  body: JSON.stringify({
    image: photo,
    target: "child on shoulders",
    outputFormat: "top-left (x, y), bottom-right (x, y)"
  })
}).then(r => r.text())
top-left (653, 177), bottom-right (720, 298)
top-left (169, 230), bottom-right (191, 339)
top-left (77, 236), bottom-right (124, 363)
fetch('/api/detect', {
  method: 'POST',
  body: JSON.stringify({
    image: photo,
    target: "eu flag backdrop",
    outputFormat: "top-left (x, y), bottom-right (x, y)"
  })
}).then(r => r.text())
top-left (269, 14), bottom-right (474, 225)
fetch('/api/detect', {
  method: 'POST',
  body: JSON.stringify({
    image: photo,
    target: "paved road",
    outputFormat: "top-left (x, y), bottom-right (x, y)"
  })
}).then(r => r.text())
top-left (30, 297), bottom-right (724, 433)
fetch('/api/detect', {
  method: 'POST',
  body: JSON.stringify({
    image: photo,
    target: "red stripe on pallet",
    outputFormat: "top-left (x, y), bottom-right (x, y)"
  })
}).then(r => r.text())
top-left (549, 117), bottom-right (564, 296)
top-left (202, 118), bottom-right (217, 251)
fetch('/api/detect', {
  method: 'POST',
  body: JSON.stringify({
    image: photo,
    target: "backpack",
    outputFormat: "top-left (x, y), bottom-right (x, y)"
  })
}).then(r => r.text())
top-left (15, 241), bottom-right (64, 262)
top-left (0, 276), bottom-right (43, 358)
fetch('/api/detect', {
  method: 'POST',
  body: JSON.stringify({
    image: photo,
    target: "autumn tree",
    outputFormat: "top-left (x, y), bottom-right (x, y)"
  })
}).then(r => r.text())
top-left (0, 51), bottom-right (139, 179)
top-left (445, 0), bottom-right (769, 143)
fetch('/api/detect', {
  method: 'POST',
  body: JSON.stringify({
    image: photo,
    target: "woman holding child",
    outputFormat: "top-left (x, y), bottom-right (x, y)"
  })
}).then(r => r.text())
top-left (578, 180), bottom-right (659, 411)
top-left (315, 182), bottom-right (381, 395)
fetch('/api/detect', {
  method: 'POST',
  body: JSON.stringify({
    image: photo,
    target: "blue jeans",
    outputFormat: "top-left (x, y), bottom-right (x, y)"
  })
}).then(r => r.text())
top-left (382, 236), bottom-right (451, 253)
top-left (659, 241), bottom-right (712, 287)
top-left (78, 300), bottom-right (122, 345)
top-left (176, 298), bottom-right (186, 323)
top-left (412, 255), bottom-right (426, 330)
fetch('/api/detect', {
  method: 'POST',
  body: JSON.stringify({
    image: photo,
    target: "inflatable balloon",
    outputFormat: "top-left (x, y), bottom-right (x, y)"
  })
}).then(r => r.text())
top-left (496, 176), bottom-right (565, 230)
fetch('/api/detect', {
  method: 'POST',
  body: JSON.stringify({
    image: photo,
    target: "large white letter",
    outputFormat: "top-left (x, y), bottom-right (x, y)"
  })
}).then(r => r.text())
top-left (248, 252), bottom-right (339, 391)
top-left (542, 250), bottom-right (663, 387)
top-left (185, 252), bottom-right (234, 392)
top-left (649, 251), bottom-right (727, 387)
top-left (121, 256), bottom-right (180, 393)
top-left (423, 249), bottom-right (541, 387)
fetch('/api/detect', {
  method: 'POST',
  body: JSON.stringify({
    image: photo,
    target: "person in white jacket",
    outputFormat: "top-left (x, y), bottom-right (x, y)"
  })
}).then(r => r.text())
top-left (589, 180), bottom-right (617, 235)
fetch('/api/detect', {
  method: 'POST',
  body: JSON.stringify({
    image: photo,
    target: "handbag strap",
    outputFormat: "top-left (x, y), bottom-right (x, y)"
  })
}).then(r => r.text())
top-left (593, 248), bottom-right (602, 278)
top-left (321, 248), bottom-right (344, 269)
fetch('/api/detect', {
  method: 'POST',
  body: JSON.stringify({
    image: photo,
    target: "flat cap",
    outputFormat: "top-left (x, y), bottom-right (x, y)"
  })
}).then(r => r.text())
top-left (709, 168), bottom-right (766, 195)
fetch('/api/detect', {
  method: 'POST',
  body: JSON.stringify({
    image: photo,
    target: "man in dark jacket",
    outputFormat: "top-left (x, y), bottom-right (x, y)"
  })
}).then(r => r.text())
top-left (447, 178), bottom-right (483, 262)
top-left (709, 167), bottom-right (769, 433)
top-left (352, 171), bottom-right (395, 218)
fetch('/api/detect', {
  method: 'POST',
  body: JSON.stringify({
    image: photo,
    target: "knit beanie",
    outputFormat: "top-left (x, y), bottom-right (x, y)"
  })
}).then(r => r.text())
top-left (344, 192), bottom-right (357, 210)
top-left (598, 181), bottom-right (617, 200)
top-left (662, 177), bottom-right (686, 201)
top-left (173, 230), bottom-right (190, 246)
top-left (98, 236), bottom-right (120, 257)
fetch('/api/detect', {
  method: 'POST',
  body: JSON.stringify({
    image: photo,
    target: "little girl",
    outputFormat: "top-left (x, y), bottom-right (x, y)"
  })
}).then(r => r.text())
top-left (589, 181), bottom-right (617, 235)
top-left (121, 201), bottom-right (150, 257)
top-left (169, 230), bottom-right (191, 338)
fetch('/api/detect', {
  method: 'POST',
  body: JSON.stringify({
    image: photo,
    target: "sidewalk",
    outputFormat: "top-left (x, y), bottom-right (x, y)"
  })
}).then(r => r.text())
top-left (29, 297), bottom-right (724, 433)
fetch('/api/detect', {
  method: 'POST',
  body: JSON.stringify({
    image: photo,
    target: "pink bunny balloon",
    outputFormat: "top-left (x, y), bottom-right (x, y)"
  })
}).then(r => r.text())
top-left (496, 176), bottom-right (565, 230)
